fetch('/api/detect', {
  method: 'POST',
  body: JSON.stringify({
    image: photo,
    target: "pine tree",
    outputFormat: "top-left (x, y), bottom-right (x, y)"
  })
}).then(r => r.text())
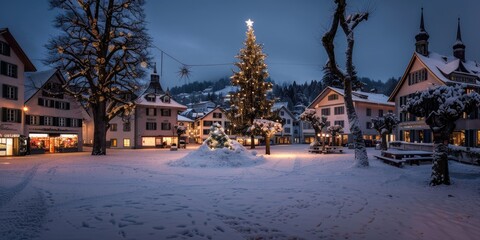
top-left (228, 19), bottom-right (274, 149)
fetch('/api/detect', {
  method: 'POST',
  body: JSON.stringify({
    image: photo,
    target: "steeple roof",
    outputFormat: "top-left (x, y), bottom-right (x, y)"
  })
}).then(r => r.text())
top-left (453, 18), bottom-right (465, 49)
top-left (415, 8), bottom-right (429, 42)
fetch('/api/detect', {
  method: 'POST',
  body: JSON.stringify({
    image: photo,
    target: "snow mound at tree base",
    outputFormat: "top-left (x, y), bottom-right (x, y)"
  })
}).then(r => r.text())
top-left (169, 141), bottom-right (265, 168)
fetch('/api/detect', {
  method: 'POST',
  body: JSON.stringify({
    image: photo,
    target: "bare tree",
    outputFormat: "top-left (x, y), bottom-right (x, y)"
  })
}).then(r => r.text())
top-left (403, 85), bottom-right (480, 185)
top-left (45, 0), bottom-right (152, 155)
top-left (322, 0), bottom-right (369, 167)
top-left (300, 109), bottom-right (327, 150)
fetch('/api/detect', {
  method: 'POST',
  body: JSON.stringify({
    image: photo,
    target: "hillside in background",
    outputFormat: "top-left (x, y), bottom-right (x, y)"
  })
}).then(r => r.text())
top-left (170, 76), bottom-right (399, 110)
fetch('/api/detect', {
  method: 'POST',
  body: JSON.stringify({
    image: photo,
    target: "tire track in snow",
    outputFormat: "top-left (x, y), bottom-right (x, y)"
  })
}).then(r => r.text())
top-left (0, 164), bottom-right (39, 208)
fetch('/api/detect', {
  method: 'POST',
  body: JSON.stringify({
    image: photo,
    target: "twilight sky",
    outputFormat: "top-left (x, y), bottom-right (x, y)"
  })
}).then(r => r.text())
top-left (1, 0), bottom-right (480, 89)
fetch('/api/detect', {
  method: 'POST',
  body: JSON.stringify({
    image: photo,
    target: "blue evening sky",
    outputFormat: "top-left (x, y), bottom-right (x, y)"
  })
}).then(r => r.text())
top-left (1, 0), bottom-right (479, 89)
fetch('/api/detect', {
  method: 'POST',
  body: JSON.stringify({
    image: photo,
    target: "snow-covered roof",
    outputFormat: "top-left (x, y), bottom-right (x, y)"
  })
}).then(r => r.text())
top-left (197, 106), bottom-right (225, 120)
top-left (135, 93), bottom-right (187, 110)
top-left (388, 51), bottom-right (480, 101)
top-left (177, 115), bottom-right (194, 122)
top-left (416, 52), bottom-right (480, 85)
top-left (24, 69), bottom-right (59, 102)
top-left (272, 102), bottom-right (289, 110)
top-left (322, 87), bottom-right (393, 106)
top-left (214, 86), bottom-right (239, 96)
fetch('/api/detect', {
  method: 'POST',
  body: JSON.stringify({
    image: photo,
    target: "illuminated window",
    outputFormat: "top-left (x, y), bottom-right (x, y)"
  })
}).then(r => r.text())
top-left (123, 138), bottom-right (130, 147)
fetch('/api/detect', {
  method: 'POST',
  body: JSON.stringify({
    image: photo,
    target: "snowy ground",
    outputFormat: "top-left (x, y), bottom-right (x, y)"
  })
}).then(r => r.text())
top-left (0, 144), bottom-right (479, 240)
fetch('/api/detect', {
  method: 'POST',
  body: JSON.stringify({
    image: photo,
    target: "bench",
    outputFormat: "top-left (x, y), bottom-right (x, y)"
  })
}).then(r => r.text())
top-left (308, 146), bottom-right (323, 154)
top-left (323, 146), bottom-right (344, 154)
top-left (402, 156), bottom-right (433, 166)
top-left (374, 155), bottom-right (405, 167)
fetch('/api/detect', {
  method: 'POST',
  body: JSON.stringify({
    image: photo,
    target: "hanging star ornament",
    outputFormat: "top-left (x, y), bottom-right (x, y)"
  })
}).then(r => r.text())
top-left (246, 19), bottom-right (254, 29)
top-left (178, 65), bottom-right (192, 80)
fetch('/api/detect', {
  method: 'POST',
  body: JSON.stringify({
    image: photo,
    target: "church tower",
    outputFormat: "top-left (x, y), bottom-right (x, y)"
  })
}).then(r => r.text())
top-left (453, 18), bottom-right (466, 62)
top-left (144, 62), bottom-right (165, 94)
top-left (415, 8), bottom-right (429, 56)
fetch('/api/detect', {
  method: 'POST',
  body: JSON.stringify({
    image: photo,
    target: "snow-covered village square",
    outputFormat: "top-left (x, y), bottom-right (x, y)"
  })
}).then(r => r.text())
top-left (1, 0), bottom-right (480, 239)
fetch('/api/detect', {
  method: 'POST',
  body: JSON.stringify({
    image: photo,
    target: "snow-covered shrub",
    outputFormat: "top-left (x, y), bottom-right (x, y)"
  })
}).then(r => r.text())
top-left (205, 122), bottom-right (232, 149)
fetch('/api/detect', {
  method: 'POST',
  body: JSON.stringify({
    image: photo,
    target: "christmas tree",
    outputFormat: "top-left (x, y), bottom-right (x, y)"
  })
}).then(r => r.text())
top-left (228, 19), bottom-right (274, 149)
top-left (205, 122), bottom-right (232, 150)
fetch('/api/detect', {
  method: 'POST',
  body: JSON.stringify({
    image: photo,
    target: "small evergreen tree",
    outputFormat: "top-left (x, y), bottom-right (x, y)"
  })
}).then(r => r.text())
top-left (371, 113), bottom-right (399, 151)
top-left (205, 123), bottom-right (232, 149)
top-left (403, 85), bottom-right (480, 186)
top-left (227, 19), bottom-right (274, 149)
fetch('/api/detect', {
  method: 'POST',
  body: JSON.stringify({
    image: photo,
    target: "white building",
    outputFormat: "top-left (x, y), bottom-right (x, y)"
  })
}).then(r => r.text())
top-left (193, 107), bottom-right (230, 143)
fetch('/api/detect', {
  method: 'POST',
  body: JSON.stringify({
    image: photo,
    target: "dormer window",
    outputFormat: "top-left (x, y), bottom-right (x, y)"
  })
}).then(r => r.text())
top-left (145, 94), bottom-right (156, 102)
top-left (162, 96), bottom-right (170, 103)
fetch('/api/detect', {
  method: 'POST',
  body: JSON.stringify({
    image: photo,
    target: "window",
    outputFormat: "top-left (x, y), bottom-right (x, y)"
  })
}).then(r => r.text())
top-left (388, 110), bottom-right (393, 113)
top-left (161, 122), bottom-right (171, 130)
top-left (213, 112), bottom-right (222, 118)
top-left (44, 116), bottom-right (53, 126)
top-left (2, 84), bottom-right (18, 100)
top-left (408, 68), bottom-right (427, 85)
top-left (161, 109), bottom-right (171, 116)
top-left (145, 94), bottom-right (156, 102)
top-left (203, 121), bottom-right (213, 127)
top-left (58, 117), bottom-right (66, 127)
top-left (56, 101), bottom-right (70, 110)
top-left (287, 119), bottom-right (291, 124)
top-left (334, 120), bottom-right (344, 127)
top-left (29, 115), bottom-right (39, 125)
top-left (146, 122), bottom-right (157, 130)
top-left (378, 109), bottom-right (384, 117)
top-left (110, 123), bottom-right (117, 131)
top-left (366, 108), bottom-right (371, 116)
top-left (203, 129), bottom-right (210, 135)
top-left (280, 111), bottom-right (284, 116)
top-left (71, 118), bottom-right (80, 127)
top-left (328, 94), bottom-right (339, 101)
top-left (146, 108), bottom-right (156, 116)
top-left (123, 122), bottom-right (131, 132)
top-left (321, 108), bottom-right (330, 116)
top-left (110, 139), bottom-right (117, 147)
top-left (284, 127), bottom-right (291, 133)
top-left (334, 106), bottom-right (344, 115)
top-left (123, 138), bottom-right (131, 147)
top-left (0, 61), bottom-right (18, 78)
top-left (0, 41), bottom-right (10, 56)
top-left (162, 96), bottom-right (170, 103)
top-left (366, 122), bottom-right (372, 129)
top-left (2, 108), bottom-right (21, 123)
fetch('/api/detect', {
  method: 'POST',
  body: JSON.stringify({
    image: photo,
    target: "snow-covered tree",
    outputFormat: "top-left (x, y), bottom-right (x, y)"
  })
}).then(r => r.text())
top-left (402, 85), bottom-right (480, 186)
top-left (45, 0), bottom-right (151, 155)
top-left (205, 122), bottom-right (232, 150)
top-left (250, 119), bottom-right (283, 155)
top-left (300, 109), bottom-right (328, 147)
top-left (321, 0), bottom-right (369, 167)
top-left (371, 113), bottom-right (399, 151)
top-left (227, 19), bottom-right (274, 150)
top-left (327, 125), bottom-right (344, 146)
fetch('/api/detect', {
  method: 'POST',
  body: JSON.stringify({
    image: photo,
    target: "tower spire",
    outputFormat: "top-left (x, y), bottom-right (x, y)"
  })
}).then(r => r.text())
top-left (153, 62), bottom-right (157, 74)
top-left (415, 8), bottom-right (429, 56)
top-left (453, 18), bottom-right (466, 61)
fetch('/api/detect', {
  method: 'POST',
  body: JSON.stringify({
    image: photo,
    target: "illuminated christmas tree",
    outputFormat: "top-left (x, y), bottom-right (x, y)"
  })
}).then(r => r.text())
top-left (228, 19), bottom-right (274, 149)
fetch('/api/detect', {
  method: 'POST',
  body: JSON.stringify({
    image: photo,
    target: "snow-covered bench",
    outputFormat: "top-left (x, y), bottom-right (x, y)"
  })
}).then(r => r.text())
top-left (324, 146), bottom-right (343, 154)
top-left (308, 146), bottom-right (323, 154)
top-left (374, 155), bottom-right (405, 167)
top-left (402, 156), bottom-right (433, 166)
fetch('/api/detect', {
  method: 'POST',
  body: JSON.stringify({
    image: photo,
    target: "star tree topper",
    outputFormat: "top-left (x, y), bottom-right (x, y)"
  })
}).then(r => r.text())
top-left (246, 19), bottom-right (254, 29)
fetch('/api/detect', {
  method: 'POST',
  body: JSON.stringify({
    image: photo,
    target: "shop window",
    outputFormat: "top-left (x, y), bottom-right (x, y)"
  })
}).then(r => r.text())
top-left (110, 139), bottom-right (117, 147)
top-left (123, 138), bottom-right (131, 147)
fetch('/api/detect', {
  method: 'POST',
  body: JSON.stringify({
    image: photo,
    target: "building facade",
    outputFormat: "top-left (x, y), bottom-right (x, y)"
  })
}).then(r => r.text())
top-left (274, 105), bottom-right (295, 144)
top-left (193, 107), bottom-right (230, 143)
top-left (389, 10), bottom-right (480, 147)
top-left (24, 70), bottom-right (85, 154)
top-left (307, 87), bottom-right (395, 145)
top-left (0, 28), bottom-right (36, 156)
